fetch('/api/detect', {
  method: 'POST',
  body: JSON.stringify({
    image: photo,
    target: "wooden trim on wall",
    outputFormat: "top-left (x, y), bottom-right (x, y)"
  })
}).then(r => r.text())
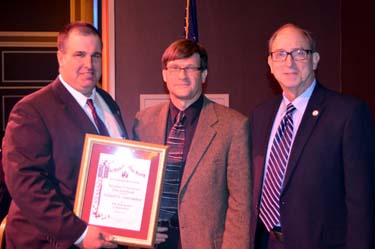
top-left (101, 0), bottom-right (115, 97)
top-left (0, 32), bottom-right (57, 47)
top-left (0, 0), bottom-right (93, 48)
top-left (70, 0), bottom-right (94, 22)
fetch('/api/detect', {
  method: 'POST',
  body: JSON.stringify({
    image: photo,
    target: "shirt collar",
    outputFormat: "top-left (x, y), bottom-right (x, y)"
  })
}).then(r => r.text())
top-left (282, 79), bottom-right (316, 112)
top-left (59, 74), bottom-right (97, 108)
top-left (169, 94), bottom-right (204, 124)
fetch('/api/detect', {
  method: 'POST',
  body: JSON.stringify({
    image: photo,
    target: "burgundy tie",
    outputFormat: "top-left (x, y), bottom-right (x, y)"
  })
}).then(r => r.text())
top-left (86, 99), bottom-right (110, 136)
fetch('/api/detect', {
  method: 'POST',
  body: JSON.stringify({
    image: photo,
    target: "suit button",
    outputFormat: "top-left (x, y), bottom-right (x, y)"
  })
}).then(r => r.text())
top-left (281, 201), bottom-right (286, 205)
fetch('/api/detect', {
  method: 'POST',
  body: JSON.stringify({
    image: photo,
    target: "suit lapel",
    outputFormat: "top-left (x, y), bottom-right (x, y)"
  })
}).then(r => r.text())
top-left (259, 98), bottom-right (282, 167)
top-left (180, 98), bottom-right (217, 196)
top-left (154, 103), bottom-right (169, 144)
top-left (52, 79), bottom-right (128, 138)
top-left (97, 88), bottom-right (128, 138)
top-left (253, 98), bottom-right (282, 207)
top-left (282, 83), bottom-right (326, 192)
top-left (51, 79), bottom-right (98, 135)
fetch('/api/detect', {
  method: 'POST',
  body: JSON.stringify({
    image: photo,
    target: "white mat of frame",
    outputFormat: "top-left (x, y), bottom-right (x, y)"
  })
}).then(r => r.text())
top-left (139, 94), bottom-right (229, 110)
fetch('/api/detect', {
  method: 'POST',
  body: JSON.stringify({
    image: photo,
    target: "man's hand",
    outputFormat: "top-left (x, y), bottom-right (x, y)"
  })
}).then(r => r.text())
top-left (154, 226), bottom-right (168, 244)
top-left (77, 225), bottom-right (117, 248)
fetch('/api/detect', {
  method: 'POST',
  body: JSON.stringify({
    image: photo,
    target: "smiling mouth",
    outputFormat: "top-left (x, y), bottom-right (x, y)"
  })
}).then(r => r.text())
top-left (175, 81), bottom-right (190, 86)
top-left (80, 72), bottom-right (96, 80)
top-left (175, 85), bottom-right (190, 89)
top-left (284, 72), bottom-right (298, 75)
top-left (82, 72), bottom-right (94, 75)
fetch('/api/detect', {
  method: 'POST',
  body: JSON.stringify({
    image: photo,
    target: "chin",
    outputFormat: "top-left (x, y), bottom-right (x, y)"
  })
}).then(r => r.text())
top-left (81, 79), bottom-right (97, 86)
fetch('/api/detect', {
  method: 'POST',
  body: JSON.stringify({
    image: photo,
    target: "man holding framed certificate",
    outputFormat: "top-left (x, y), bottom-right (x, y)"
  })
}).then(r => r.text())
top-left (2, 22), bottom-right (128, 248)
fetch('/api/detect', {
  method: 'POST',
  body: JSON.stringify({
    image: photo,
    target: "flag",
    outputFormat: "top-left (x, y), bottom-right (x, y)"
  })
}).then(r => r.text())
top-left (185, 0), bottom-right (199, 42)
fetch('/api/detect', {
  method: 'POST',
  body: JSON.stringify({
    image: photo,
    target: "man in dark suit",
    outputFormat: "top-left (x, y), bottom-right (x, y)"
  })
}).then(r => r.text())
top-left (2, 22), bottom-right (127, 248)
top-left (133, 39), bottom-right (251, 248)
top-left (250, 23), bottom-right (375, 249)
top-left (0, 146), bottom-right (11, 222)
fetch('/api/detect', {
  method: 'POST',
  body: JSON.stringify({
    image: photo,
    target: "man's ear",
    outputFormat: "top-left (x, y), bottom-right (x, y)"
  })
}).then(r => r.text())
top-left (201, 69), bottom-right (208, 83)
top-left (267, 55), bottom-right (274, 74)
top-left (312, 52), bottom-right (320, 70)
top-left (57, 50), bottom-right (64, 67)
top-left (162, 69), bottom-right (168, 82)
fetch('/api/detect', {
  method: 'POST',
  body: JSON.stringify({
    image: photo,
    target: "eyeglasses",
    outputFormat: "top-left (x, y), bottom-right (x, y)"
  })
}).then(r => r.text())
top-left (166, 65), bottom-right (201, 74)
top-left (269, 49), bottom-right (313, 62)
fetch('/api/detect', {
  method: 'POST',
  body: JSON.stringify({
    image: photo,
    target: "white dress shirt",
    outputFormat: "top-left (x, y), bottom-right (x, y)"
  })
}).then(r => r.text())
top-left (59, 75), bottom-right (123, 138)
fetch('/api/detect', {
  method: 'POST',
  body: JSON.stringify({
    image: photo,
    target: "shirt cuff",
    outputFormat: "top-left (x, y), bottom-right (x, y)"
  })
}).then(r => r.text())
top-left (74, 227), bottom-right (88, 245)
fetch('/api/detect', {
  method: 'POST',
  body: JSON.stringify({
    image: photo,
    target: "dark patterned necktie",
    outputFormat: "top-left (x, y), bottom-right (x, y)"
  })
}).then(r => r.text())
top-left (260, 103), bottom-right (296, 231)
top-left (159, 111), bottom-right (186, 221)
top-left (87, 99), bottom-right (109, 136)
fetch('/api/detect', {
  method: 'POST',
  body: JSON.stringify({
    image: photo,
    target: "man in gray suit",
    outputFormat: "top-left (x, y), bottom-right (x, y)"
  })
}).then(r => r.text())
top-left (132, 39), bottom-right (251, 249)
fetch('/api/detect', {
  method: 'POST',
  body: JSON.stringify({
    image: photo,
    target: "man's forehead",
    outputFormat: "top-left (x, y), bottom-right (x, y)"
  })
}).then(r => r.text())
top-left (167, 53), bottom-right (200, 65)
top-left (272, 29), bottom-right (308, 49)
top-left (64, 35), bottom-right (101, 51)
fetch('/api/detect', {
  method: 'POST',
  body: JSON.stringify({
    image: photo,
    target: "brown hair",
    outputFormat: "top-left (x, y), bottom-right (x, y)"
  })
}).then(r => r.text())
top-left (57, 21), bottom-right (102, 52)
top-left (161, 39), bottom-right (208, 70)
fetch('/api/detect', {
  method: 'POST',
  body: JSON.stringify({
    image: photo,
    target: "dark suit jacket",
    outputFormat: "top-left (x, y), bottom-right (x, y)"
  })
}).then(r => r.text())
top-left (2, 78), bottom-right (128, 249)
top-left (133, 97), bottom-right (251, 249)
top-left (250, 83), bottom-right (375, 249)
top-left (0, 150), bottom-right (11, 222)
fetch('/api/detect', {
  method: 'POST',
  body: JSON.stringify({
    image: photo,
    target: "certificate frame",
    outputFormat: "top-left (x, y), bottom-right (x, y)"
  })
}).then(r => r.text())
top-left (74, 134), bottom-right (168, 248)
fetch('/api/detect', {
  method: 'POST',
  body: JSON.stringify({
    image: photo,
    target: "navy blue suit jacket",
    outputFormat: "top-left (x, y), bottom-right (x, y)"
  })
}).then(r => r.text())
top-left (250, 83), bottom-right (375, 249)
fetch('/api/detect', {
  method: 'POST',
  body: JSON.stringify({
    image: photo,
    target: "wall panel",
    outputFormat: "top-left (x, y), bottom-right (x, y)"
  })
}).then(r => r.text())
top-left (0, 0), bottom-right (93, 137)
top-left (113, 0), bottom-right (341, 130)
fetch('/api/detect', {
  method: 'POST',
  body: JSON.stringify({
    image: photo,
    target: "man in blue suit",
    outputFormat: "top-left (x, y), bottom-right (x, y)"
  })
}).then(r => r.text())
top-left (250, 23), bottom-right (375, 249)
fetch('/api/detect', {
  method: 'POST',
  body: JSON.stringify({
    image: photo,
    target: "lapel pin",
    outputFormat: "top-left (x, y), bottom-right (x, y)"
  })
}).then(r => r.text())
top-left (312, 110), bottom-right (319, 116)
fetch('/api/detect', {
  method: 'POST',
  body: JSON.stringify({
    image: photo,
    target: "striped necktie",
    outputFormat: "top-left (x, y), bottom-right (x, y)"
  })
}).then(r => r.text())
top-left (87, 99), bottom-right (109, 136)
top-left (260, 103), bottom-right (296, 231)
top-left (159, 111), bottom-right (186, 221)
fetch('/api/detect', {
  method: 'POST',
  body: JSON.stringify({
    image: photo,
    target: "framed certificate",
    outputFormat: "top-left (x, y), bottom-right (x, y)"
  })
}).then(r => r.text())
top-left (74, 134), bottom-right (168, 248)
